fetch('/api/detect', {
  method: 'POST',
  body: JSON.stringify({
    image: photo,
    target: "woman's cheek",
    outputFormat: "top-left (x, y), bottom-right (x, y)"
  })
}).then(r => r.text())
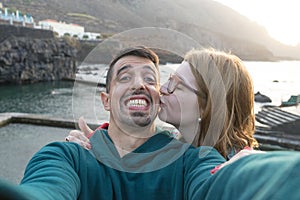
top-left (159, 95), bottom-right (181, 126)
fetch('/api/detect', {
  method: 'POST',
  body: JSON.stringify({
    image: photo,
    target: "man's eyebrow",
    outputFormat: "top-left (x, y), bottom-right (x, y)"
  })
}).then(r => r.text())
top-left (116, 65), bottom-right (157, 76)
top-left (116, 65), bottom-right (132, 76)
top-left (143, 65), bottom-right (157, 74)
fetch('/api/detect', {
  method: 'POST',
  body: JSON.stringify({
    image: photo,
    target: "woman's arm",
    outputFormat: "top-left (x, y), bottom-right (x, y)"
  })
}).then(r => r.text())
top-left (65, 117), bottom-right (109, 150)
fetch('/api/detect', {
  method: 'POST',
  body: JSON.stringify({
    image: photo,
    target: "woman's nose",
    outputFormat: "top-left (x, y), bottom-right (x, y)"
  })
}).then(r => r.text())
top-left (160, 84), bottom-right (169, 95)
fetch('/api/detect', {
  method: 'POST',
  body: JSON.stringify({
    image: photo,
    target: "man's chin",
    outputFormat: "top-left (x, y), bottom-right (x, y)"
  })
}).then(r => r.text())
top-left (130, 116), bottom-right (152, 127)
top-left (130, 111), bottom-right (147, 117)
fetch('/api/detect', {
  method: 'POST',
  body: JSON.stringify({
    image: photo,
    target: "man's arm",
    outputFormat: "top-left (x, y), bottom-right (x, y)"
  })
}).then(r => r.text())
top-left (184, 146), bottom-right (225, 199)
top-left (188, 150), bottom-right (300, 199)
top-left (19, 142), bottom-right (82, 200)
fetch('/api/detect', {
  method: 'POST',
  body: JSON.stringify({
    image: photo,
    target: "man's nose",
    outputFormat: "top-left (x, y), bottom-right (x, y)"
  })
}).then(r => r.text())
top-left (131, 76), bottom-right (146, 90)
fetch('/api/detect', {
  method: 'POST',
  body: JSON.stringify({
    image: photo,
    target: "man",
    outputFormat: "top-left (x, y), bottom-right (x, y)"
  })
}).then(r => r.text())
top-left (2, 46), bottom-right (225, 199)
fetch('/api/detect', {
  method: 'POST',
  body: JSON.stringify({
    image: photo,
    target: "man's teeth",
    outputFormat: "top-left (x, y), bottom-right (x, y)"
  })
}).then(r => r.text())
top-left (128, 99), bottom-right (147, 107)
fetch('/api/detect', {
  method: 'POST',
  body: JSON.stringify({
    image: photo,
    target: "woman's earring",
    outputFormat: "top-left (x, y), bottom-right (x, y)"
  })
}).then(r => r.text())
top-left (198, 118), bottom-right (201, 122)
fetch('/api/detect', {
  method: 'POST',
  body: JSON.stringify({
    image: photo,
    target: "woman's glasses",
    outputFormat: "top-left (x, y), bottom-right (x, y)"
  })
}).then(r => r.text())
top-left (166, 73), bottom-right (202, 96)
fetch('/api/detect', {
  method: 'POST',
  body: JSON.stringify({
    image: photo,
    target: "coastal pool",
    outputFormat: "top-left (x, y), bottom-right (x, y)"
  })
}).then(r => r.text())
top-left (0, 123), bottom-right (71, 183)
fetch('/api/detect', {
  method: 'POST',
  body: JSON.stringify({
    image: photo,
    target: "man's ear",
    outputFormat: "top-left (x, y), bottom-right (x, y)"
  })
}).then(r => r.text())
top-left (100, 92), bottom-right (110, 111)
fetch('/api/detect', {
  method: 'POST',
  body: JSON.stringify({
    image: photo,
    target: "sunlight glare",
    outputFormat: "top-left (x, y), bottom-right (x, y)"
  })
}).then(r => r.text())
top-left (214, 0), bottom-right (300, 46)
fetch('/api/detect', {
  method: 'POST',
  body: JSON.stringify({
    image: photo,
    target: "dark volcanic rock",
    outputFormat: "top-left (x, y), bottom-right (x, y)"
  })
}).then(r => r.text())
top-left (0, 29), bottom-right (77, 84)
top-left (255, 91), bottom-right (272, 103)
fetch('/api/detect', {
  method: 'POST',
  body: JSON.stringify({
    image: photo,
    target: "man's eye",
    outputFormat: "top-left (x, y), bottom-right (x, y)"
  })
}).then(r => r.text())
top-left (119, 75), bottom-right (131, 82)
top-left (144, 76), bottom-right (156, 84)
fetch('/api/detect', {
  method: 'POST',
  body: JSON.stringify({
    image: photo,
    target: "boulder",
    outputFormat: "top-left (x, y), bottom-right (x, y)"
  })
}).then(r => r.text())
top-left (255, 91), bottom-right (272, 103)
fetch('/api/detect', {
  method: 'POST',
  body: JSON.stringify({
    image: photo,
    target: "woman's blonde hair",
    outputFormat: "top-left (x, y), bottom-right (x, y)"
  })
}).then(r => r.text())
top-left (184, 48), bottom-right (258, 158)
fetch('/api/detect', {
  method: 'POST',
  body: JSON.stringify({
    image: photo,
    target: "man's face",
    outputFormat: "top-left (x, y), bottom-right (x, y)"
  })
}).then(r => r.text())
top-left (101, 55), bottom-right (160, 131)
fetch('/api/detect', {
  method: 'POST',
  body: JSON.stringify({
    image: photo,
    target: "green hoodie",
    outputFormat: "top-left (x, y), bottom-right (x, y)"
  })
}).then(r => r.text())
top-left (16, 128), bottom-right (224, 199)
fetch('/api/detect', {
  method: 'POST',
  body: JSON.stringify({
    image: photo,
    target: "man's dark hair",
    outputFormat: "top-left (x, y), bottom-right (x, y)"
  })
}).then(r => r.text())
top-left (105, 46), bottom-right (159, 92)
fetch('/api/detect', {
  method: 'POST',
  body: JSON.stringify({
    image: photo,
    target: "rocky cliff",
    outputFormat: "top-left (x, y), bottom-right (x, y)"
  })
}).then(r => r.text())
top-left (0, 25), bottom-right (77, 84)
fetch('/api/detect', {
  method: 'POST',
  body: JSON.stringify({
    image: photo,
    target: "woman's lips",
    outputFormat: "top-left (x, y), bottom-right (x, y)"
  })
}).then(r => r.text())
top-left (159, 96), bottom-right (166, 107)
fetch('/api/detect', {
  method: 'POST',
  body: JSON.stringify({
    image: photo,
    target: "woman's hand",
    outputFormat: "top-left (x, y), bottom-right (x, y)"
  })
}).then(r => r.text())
top-left (65, 117), bottom-right (92, 150)
top-left (211, 147), bottom-right (265, 174)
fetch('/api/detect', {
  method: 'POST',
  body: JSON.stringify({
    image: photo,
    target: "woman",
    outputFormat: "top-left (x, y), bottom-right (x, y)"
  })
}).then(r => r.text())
top-left (67, 48), bottom-right (258, 159)
top-left (159, 48), bottom-right (258, 158)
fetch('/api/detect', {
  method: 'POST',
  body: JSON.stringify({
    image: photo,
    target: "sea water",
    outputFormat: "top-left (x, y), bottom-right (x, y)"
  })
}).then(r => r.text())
top-left (0, 61), bottom-right (299, 121)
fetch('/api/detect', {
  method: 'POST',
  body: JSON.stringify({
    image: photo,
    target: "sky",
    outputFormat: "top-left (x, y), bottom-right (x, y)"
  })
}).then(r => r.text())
top-left (214, 0), bottom-right (300, 46)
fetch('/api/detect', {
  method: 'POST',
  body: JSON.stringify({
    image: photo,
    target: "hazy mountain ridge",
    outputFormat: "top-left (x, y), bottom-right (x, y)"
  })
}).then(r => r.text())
top-left (2, 0), bottom-right (299, 60)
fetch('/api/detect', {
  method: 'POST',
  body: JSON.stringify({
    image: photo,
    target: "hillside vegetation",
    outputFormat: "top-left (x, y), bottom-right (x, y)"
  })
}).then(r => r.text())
top-left (1, 0), bottom-right (299, 60)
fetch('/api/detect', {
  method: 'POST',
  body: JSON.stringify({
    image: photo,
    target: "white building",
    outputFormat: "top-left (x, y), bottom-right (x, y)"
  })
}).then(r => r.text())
top-left (36, 19), bottom-right (84, 37)
top-left (78, 31), bottom-right (102, 40)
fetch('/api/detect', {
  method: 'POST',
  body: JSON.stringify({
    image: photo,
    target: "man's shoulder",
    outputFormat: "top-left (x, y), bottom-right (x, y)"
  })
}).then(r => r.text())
top-left (184, 146), bottom-right (224, 158)
top-left (183, 146), bottom-right (225, 175)
top-left (35, 141), bottom-right (91, 158)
